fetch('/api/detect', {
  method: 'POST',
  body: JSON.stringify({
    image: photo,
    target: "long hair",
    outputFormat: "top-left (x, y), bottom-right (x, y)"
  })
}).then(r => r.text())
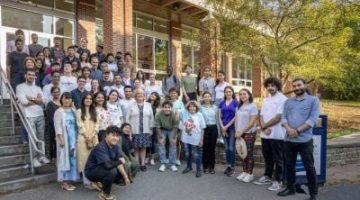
top-left (223, 86), bottom-right (236, 100)
top-left (136, 70), bottom-right (146, 84)
top-left (107, 89), bottom-right (120, 102)
top-left (93, 91), bottom-right (107, 110)
top-left (238, 88), bottom-right (254, 109)
top-left (81, 93), bottom-right (97, 122)
top-left (216, 70), bottom-right (226, 86)
top-left (201, 91), bottom-right (213, 105)
top-left (147, 92), bottom-right (161, 113)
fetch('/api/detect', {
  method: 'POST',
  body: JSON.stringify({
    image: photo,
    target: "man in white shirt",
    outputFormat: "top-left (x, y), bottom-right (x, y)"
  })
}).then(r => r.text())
top-left (43, 71), bottom-right (62, 106)
top-left (16, 69), bottom-right (49, 167)
top-left (105, 73), bottom-right (124, 98)
top-left (145, 73), bottom-right (163, 100)
top-left (254, 77), bottom-right (287, 191)
top-left (119, 85), bottom-right (136, 120)
top-left (60, 61), bottom-right (77, 93)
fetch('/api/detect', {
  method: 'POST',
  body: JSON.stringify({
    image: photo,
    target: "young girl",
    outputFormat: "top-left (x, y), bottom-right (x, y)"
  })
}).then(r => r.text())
top-left (200, 92), bottom-right (218, 174)
top-left (76, 93), bottom-right (99, 189)
top-left (81, 66), bottom-right (92, 91)
top-left (181, 101), bottom-right (206, 178)
top-left (218, 86), bottom-right (238, 177)
top-left (146, 92), bottom-right (161, 166)
top-left (235, 89), bottom-right (258, 183)
top-left (107, 89), bottom-right (124, 127)
top-left (34, 58), bottom-right (45, 88)
top-left (54, 92), bottom-right (79, 191)
top-left (93, 92), bottom-right (109, 141)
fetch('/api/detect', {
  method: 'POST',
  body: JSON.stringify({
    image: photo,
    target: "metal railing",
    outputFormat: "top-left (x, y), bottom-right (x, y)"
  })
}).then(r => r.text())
top-left (0, 66), bottom-right (45, 174)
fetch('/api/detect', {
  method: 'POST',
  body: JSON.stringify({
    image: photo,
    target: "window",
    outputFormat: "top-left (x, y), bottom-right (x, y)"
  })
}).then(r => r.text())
top-left (55, 17), bottom-right (74, 38)
top-left (232, 57), bottom-right (252, 87)
top-left (19, 0), bottom-right (54, 8)
top-left (134, 13), bottom-right (169, 33)
top-left (155, 39), bottom-right (169, 72)
top-left (55, 0), bottom-right (74, 12)
top-left (1, 7), bottom-right (53, 34)
top-left (136, 14), bottom-right (153, 31)
top-left (181, 26), bottom-right (200, 74)
top-left (95, 19), bottom-right (104, 45)
top-left (137, 35), bottom-right (153, 70)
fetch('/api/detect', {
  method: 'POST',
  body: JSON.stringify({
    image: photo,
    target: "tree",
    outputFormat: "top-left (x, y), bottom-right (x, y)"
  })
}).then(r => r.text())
top-left (206, 0), bottom-right (358, 96)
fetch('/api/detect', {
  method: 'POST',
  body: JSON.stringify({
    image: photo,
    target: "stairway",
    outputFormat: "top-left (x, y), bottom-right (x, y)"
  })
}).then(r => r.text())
top-left (0, 102), bottom-right (56, 195)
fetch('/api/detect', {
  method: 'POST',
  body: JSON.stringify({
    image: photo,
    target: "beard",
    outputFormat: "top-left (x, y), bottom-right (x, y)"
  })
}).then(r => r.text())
top-left (294, 88), bottom-right (306, 96)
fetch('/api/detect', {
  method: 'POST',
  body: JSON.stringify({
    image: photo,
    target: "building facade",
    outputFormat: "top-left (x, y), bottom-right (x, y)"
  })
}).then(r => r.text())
top-left (0, 0), bottom-right (262, 96)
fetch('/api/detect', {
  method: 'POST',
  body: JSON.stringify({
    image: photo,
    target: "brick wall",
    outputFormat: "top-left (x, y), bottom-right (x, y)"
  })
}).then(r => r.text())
top-left (200, 19), bottom-right (220, 76)
top-left (76, 0), bottom-right (96, 52)
top-left (252, 63), bottom-right (263, 98)
top-left (170, 13), bottom-right (182, 76)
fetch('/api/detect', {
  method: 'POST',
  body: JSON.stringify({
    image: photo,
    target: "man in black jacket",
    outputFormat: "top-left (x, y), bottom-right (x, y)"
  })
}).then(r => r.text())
top-left (85, 126), bottom-right (131, 200)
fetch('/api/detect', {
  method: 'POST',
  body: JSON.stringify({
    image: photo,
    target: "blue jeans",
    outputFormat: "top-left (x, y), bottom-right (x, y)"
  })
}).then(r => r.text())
top-left (184, 143), bottom-right (202, 170)
top-left (223, 129), bottom-right (235, 167)
top-left (158, 129), bottom-right (177, 165)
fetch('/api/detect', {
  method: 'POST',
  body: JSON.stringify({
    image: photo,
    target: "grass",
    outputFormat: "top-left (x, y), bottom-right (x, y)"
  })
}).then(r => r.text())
top-left (327, 128), bottom-right (359, 139)
top-left (321, 99), bottom-right (360, 107)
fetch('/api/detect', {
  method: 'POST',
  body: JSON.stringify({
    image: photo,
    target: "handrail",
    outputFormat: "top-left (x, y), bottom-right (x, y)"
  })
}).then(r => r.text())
top-left (0, 66), bottom-right (45, 174)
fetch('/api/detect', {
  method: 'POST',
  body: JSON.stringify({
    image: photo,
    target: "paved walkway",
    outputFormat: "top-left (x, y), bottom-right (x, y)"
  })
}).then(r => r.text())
top-left (1, 165), bottom-right (359, 200)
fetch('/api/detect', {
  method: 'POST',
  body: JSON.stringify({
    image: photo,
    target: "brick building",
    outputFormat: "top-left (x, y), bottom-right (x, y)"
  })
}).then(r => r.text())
top-left (0, 0), bottom-right (262, 96)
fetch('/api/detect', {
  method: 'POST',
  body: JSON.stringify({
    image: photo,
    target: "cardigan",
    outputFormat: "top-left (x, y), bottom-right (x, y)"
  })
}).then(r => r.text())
top-left (126, 101), bottom-right (154, 135)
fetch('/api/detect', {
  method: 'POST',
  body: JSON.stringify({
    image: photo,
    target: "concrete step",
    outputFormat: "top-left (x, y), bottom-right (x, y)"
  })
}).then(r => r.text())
top-left (0, 172), bottom-right (56, 195)
top-left (0, 144), bottom-right (29, 157)
top-left (0, 135), bottom-right (22, 145)
top-left (0, 165), bottom-right (30, 180)
top-left (0, 154), bottom-right (30, 168)
top-left (0, 119), bottom-right (21, 128)
top-left (0, 126), bottom-right (22, 137)
top-left (0, 112), bottom-right (17, 121)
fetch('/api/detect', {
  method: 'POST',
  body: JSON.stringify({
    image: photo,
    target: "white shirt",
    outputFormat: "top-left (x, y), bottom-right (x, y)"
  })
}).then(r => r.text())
top-left (260, 92), bottom-right (287, 140)
top-left (42, 83), bottom-right (63, 106)
top-left (105, 84), bottom-right (125, 99)
top-left (180, 112), bottom-right (206, 146)
top-left (215, 82), bottom-right (229, 100)
top-left (107, 101), bottom-right (124, 127)
top-left (16, 83), bottom-right (44, 118)
top-left (145, 84), bottom-right (163, 99)
top-left (119, 98), bottom-right (136, 121)
top-left (60, 75), bottom-right (77, 93)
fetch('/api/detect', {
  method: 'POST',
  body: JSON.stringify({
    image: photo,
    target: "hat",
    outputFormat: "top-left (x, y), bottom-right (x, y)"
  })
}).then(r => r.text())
top-left (236, 138), bottom-right (247, 159)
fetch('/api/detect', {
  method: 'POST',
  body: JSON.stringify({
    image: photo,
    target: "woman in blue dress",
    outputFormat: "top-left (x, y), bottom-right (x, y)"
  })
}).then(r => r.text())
top-left (54, 92), bottom-right (79, 191)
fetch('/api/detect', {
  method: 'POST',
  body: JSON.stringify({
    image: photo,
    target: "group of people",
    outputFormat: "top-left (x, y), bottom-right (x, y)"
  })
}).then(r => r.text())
top-left (6, 28), bottom-right (320, 200)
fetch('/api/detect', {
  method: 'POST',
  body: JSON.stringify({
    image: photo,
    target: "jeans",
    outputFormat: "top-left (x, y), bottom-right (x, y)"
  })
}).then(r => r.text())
top-left (202, 125), bottom-right (218, 170)
top-left (261, 138), bottom-right (284, 181)
top-left (223, 129), bottom-right (235, 168)
top-left (28, 116), bottom-right (45, 158)
top-left (184, 143), bottom-right (202, 171)
top-left (158, 129), bottom-right (177, 165)
top-left (86, 166), bottom-right (122, 195)
top-left (284, 139), bottom-right (318, 195)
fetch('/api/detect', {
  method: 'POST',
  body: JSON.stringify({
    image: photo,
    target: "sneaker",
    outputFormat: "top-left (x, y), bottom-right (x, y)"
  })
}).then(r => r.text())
top-left (196, 170), bottom-right (202, 178)
top-left (223, 166), bottom-right (231, 174)
top-left (145, 157), bottom-right (149, 165)
top-left (254, 176), bottom-right (272, 185)
top-left (203, 169), bottom-right (209, 174)
top-left (236, 172), bottom-right (247, 181)
top-left (175, 159), bottom-right (181, 166)
top-left (98, 191), bottom-right (116, 200)
top-left (91, 182), bottom-right (102, 192)
top-left (39, 156), bottom-right (50, 164)
top-left (150, 159), bottom-right (155, 166)
top-left (209, 169), bottom-right (215, 174)
top-left (140, 165), bottom-right (147, 172)
top-left (33, 158), bottom-right (42, 168)
top-left (217, 137), bottom-right (224, 144)
top-left (158, 164), bottom-right (166, 172)
top-left (182, 167), bottom-right (192, 174)
top-left (268, 181), bottom-right (282, 191)
top-left (226, 167), bottom-right (235, 177)
top-left (242, 174), bottom-right (254, 183)
top-left (170, 165), bottom-right (178, 172)
top-left (84, 184), bottom-right (94, 190)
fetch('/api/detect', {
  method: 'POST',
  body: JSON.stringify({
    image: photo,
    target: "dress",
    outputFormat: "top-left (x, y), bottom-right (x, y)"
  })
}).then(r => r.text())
top-left (45, 101), bottom-right (60, 159)
top-left (132, 105), bottom-right (152, 148)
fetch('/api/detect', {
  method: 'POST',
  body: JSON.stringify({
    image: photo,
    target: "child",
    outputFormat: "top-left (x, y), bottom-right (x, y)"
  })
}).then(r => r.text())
top-left (180, 101), bottom-right (206, 178)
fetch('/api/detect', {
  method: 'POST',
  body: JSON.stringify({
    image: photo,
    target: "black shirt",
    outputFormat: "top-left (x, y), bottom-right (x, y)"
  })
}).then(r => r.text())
top-left (7, 51), bottom-right (28, 74)
top-left (70, 88), bottom-right (89, 109)
top-left (85, 140), bottom-right (122, 174)
top-left (61, 56), bottom-right (81, 71)
top-left (28, 44), bottom-right (43, 58)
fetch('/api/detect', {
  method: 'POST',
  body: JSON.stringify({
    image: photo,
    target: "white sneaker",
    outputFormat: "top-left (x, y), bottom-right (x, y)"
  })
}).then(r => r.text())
top-left (33, 158), bottom-right (42, 168)
top-left (145, 157), bottom-right (149, 164)
top-left (39, 156), bottom-right (50, 164)
top-left (254, 175), bottom-right (272, 185)
top-left (170, 165), bottom-right (178, 172)
top-left (267, 181), bottom-right (282, 191)
top-left (175, 160), bottom-right (181, 166)
top-left (236, 172), bottom-right (247, 181)
top-left (242, 174), bottom-right (254, 183)
top-left (158, 164), bottom-right (166, 172)
top-left (150, 159), bottom-right (155, 166)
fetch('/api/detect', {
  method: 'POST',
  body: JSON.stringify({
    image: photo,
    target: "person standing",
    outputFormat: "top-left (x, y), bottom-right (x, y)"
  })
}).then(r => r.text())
top-left (234, 89), bottom-right (258, 183)
top-left (119, 86), bottom-right (136, 119)
top-left (7, 38), bottom-right (28, 91)
top-left (218, 86), bottom-right (238, 176)
top-left (89, 56), bottom-right (103, 81)
top-left (71, 76), bottom-right (89, 109)
top-left (181, 101), bottom-right (206, 178)
top-left (198, 67), bottom-right (216, 101)
top-left (145, 73), bottom-right (163, 100)
top-left (278, 78), bottom-right (320, 200)
top-left (77, 38), bottom-right (91, 56)
top-left (16, 69), bottom-right (50, 166)
top-left (162, 66), bottom-right (181, 97)
top-left (76, 93), bottom-right (99, 189)
top-left (91, 44), bottom-right (106, 64)
top-left (28, 33), bottom-right (44, 58)
top-left (107, 90), bottom-right (124, 127)
top-left (214, 71), bottom-right (229, 106)
top-left (126, 89), bottom-right (154, 172)
top-left (106, 53), bottom-right (119, 74)
top-left (61, 46), bottom-right (80, 71)
top-left (79, 51), bottom-right (91, 69)
top-left (50, 37), bottom-right (65, 62)
top-left (6, 29), bottom-right (29, 54)
top-left (60, 62), bottom-right (78, 93)
top-left (93, 92), bottom-right (109, 141)
top-left (42, 62), bottom-right (61, 86)
top-left (45, 86), bottom-right (61, 162)
top-left (254, 77), bottom-right (287, 192)
top-left (155, 100), bottom-right (179, 172)
top-left (181, 65), bottom-right (197, 103)
top-left (200, 92), bottom-right (218, 174)
top-left (123, 52), bottom-right (137, 80)
top-left (146, 92), bottom-right (161, 166)
top-left (104, 74), bottom-right (124, 99)
top-left (54, 92), bottom-right (79, 191)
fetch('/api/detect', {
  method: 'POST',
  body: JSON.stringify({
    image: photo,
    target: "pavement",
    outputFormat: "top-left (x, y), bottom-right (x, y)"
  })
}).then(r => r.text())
top-left (1, 165), bottom-right (359, 200)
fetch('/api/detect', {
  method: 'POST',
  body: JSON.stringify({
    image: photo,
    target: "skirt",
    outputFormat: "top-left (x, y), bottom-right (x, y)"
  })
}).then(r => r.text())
top-left (132, 133), bottom-right (152, 149)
